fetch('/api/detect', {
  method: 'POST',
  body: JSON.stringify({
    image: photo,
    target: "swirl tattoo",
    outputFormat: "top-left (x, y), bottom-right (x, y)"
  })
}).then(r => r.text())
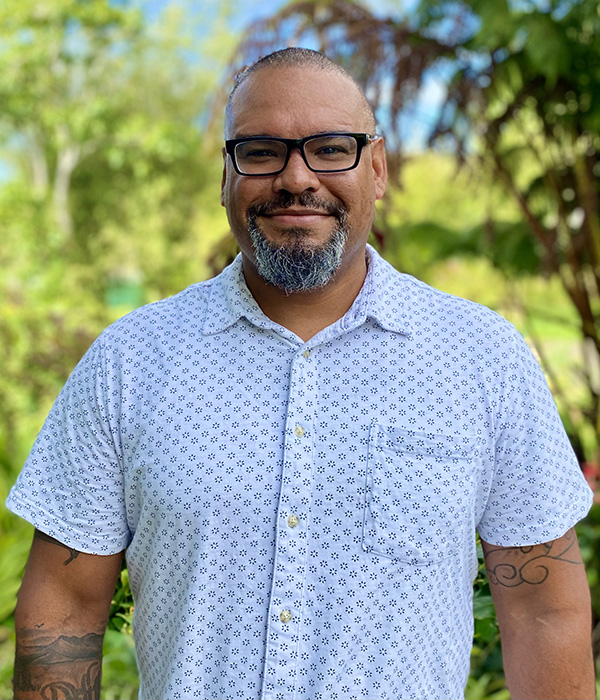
top-left (482, 529), bottom-right (582, 588)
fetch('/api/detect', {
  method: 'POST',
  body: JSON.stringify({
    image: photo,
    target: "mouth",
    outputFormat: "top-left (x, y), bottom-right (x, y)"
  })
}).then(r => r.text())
top-left (247, 194), bottom-right (348, 232)
top-left (263, 209), bottom-right (333, 226)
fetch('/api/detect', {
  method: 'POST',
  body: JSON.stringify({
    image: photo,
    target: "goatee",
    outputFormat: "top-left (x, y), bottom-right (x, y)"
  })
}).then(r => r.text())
top-left (246, 193), bottom-right (349, 293)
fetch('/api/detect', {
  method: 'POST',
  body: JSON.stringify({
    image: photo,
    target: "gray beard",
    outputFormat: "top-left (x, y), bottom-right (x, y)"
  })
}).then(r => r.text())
top-left (246, 197), bottom-right (349, 293)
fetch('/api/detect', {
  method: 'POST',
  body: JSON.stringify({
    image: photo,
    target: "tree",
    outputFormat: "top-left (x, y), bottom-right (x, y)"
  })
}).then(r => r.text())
top-left (0, 0), bottom-right (235, 463)
top-left (0, 0), bottom-right (145, 236)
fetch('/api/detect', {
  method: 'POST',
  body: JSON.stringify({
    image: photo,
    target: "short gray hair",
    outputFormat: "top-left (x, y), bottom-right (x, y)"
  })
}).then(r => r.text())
top-left (225, 47), bottom-right (376, 137)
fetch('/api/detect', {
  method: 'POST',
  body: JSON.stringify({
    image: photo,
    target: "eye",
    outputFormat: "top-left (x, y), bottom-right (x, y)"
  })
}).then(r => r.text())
top-left (307, 136), bottom-right (357, 162)
top-left (236, 141), bottom-right (284, 162)
top-left (244, 148), bottom-right (279, 159)
top-left (316, 145), bottom-right (350, 156)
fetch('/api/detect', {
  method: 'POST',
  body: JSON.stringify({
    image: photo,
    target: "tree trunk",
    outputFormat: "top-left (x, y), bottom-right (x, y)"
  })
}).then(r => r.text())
top-left (52, 141), bottom-right (80, 237)
top-left (28, 132), bottom-right (49, 197)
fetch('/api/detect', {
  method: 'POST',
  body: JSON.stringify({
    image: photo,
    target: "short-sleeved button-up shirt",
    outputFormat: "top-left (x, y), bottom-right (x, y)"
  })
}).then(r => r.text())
top-left (7, 246), bottom-right (592, 700)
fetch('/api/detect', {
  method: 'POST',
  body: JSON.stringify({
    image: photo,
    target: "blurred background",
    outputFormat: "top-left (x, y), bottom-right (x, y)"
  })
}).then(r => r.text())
top-left (1, 0), bottom-right (599, 697)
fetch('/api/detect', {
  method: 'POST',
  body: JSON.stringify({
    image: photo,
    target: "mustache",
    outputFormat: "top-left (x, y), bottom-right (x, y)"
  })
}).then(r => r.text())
top-left (247, 192), bottom-right (347, 221)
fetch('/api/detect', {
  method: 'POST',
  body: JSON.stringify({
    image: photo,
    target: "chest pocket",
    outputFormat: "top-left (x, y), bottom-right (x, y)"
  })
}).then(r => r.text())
top-left (362, 424), bottom-right (481, 565)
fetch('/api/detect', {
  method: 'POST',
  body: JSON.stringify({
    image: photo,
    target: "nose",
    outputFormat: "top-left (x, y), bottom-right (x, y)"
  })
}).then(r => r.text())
top-left (272, 147), bottom-right (321, 194)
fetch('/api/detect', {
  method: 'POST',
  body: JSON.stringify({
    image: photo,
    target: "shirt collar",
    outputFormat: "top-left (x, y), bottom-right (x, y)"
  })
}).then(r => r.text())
top-left (201, 244), bottom-right (412, 337)
top-left (202, 254), bottom-right (263, 335)
top-left (356, 245), bottom-right (412, 336)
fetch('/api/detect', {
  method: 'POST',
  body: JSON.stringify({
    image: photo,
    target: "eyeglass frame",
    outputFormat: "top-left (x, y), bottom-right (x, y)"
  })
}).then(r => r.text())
top-left (224, 132), bottom-right (378, 177)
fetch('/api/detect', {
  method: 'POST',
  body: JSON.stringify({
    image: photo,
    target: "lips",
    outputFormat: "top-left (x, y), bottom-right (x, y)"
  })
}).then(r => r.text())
top-left (265, 209), bottom-right (332, 225)
top-left (267, 208), bottom-right (330, 216)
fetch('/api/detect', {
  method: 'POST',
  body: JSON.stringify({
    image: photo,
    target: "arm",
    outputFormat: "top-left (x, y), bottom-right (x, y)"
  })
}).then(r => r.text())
top-left (14, 529), bottom-right (124, 700)
top-left (482, 529), bottom-right (595, 700)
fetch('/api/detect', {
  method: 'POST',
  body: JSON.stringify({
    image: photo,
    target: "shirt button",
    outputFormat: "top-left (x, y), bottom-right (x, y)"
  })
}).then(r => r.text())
top-left (287, 514), bottom-right (299, 528)
top-left (302, 349), bottom-right (310, 358)
top-left (280, 610), bottom-right (292, 623)
top-left (294, 425), bottom-right (306, 437)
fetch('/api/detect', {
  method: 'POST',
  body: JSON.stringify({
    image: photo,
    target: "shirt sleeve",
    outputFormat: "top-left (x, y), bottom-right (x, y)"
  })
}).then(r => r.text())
top-left (6, 333), bottom-right (130, 554)
top-left (476, 324), bottom-right (593, 546)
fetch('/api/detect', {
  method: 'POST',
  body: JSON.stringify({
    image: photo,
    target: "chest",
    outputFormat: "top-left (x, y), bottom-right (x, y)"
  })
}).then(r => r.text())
top-left (115, 326), bottom-right (492, 556)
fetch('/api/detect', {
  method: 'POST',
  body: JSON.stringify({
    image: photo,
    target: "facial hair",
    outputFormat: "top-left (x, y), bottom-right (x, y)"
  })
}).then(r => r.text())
top-left (246, 192), bottom-right (349, 293)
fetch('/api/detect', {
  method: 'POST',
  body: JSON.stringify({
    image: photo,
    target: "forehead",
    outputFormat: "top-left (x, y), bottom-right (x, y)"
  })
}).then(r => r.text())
top-left (228, 66), bottom-right (368, 138)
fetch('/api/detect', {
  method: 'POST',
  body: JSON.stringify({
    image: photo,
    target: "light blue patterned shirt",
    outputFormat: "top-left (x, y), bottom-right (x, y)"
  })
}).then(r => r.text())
top-left (7, 246), bottom-right (592, 700)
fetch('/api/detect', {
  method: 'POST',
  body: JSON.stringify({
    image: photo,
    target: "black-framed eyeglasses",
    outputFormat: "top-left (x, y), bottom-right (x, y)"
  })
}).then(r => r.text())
top-left (225, 132), bottom-right (377, 176)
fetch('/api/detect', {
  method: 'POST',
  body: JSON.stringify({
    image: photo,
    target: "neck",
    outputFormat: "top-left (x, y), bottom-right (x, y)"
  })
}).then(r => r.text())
top-left (241, 250), bottom-right (368, 342)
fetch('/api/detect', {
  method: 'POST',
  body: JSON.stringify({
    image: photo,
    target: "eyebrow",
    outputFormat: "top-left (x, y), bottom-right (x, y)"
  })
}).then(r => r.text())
top-left (231, 130), bottom-right (355, 140)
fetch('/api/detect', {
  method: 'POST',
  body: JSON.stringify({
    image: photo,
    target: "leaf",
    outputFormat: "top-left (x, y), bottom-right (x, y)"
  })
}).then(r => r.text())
top-left (474, 616), bottom-right (499, 643)
top-left (473, 590), bottom-right (495, 620)
top-left (0, 532), bottom-right (31, 623)
top-left (465, 220), bottom-right (543, 276)
top-left (522, 13), bottom-right (571, 87)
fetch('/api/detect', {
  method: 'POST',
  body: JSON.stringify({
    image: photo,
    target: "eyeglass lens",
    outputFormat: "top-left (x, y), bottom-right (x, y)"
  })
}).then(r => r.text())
top-left (234, 135), bottom-right (359, 175)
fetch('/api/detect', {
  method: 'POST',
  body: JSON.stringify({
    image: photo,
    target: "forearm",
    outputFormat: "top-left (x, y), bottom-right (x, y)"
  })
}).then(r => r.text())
top-left (499, 610), bottom-right (595, 700)
top-left (14, 627), bottom-right (104, 700)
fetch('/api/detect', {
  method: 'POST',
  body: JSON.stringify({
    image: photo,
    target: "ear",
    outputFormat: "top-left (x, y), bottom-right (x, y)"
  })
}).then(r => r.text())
top-left (371, 137), bottom-right (388, 200)
top-left (220, 147), bottom-right (227, 208)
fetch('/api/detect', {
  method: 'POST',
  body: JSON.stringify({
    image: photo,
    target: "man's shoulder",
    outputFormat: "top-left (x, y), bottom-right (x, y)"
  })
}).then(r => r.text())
top-left (376, 256), bottom-right (516, 340)
top-left (101, 278), bottom-right (216, 345)
top-left (407, 273), bottom-right (507, 323)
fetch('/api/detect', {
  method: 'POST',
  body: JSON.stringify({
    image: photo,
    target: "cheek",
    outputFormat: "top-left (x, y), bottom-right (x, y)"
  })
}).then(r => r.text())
top-left (335, 171), bottom-right (376, 216)
top-left (343, 187), bottom-right (375, 225)
top-left (227, 178), bottom-right (267, 214)
top-left (223, 180), bottom-right (247, 221)
top-left (224, 179), bottom-right (272, 237)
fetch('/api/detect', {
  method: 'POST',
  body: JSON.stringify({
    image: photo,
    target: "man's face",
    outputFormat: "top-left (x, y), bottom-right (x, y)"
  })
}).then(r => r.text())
top-left (221, 65), bottom-right (387, 292)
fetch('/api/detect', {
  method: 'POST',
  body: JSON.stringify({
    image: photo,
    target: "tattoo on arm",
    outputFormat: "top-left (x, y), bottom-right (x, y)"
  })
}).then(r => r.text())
top-left (34, 530), bottom-right (81, 566)
top-left (14, 628), bottom-right (103, 700)
top-left (482, 528), bottom-right (582, 588)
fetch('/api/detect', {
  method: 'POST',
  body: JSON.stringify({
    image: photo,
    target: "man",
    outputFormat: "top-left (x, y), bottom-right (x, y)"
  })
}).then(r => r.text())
top-left (7, 48), bottom-right (595, 700)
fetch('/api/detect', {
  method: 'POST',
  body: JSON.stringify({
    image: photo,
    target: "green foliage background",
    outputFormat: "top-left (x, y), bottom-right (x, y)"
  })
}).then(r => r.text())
top-left (0, 1), bottom-right (598, 699)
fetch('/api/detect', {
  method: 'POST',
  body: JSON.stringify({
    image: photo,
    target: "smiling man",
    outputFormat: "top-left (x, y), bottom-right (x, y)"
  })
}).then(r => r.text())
top-left (7, 48), bottom-right (595, 700)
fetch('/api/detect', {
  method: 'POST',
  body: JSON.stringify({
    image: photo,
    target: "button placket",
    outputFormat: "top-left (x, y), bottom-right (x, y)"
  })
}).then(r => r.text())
top-left (261, 350), bottom-right (318, 700)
